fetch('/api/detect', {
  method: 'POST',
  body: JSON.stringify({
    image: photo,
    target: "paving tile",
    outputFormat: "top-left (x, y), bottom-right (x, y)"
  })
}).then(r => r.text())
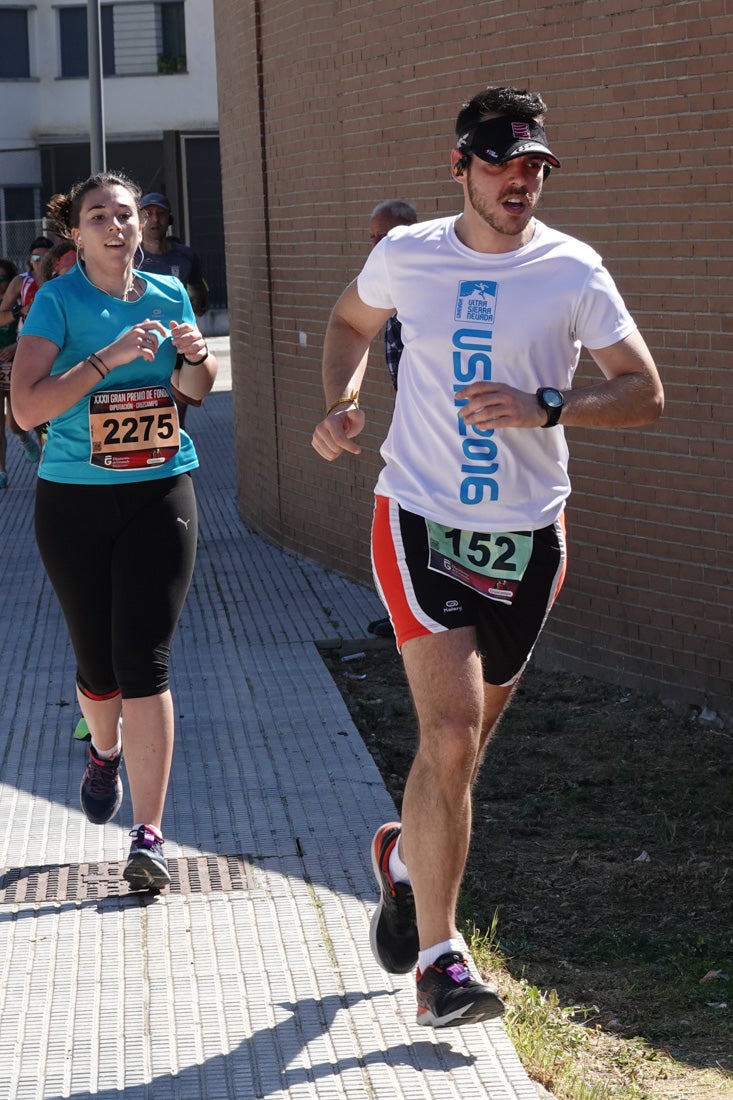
top-left (0, 357), bottom-right (538, 1099)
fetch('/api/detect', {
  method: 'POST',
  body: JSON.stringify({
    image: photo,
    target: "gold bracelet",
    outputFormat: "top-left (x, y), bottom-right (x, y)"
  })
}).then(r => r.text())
top-left (326, 391), bottom-right (360, 416)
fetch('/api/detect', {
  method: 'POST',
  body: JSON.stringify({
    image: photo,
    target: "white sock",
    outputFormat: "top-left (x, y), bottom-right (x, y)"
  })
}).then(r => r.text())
top-left (418, 939), bottom-right (465, 974)
top-left (388, 838), bottom-right (410, 884)
top-left (91, 737), bottom-right (121, 760)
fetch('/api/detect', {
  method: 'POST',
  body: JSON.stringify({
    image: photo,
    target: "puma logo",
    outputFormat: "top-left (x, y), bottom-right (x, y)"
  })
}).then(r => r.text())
top-left (177, 517), bottom-right (191, 530)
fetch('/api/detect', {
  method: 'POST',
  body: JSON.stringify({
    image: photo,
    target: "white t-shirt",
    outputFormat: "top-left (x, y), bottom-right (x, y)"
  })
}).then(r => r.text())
top-left (357, 216), bottom-right (637, 532)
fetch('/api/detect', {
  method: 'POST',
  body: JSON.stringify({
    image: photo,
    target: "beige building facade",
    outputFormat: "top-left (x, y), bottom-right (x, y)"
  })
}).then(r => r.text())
top-left (212, 0), bottom-right (732, 714)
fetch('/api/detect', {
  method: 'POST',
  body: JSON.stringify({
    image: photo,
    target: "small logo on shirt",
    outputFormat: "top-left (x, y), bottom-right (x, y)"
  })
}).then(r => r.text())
top-left (444, 598), bottom-right (462, 614)
top-left (454, 280), bottom-right (498, 325)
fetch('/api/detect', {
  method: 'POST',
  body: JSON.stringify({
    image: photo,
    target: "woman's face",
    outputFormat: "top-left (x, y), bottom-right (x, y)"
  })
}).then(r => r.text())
top-left (28, 250), bottom-right (49, 279)
top-left (72, 185), bottom-right (142, 267)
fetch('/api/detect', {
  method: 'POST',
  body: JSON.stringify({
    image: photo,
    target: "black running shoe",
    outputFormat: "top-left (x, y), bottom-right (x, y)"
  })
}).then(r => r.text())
top-left (367, 617), bottom-right (395, 639)
top-left (416, 952), bottom-right (505, 1028)
top-left (79, 748), bottom-right (123, 824)
top-left (123, 824), bottom-right (171, 891)
top-left (369, 822), bottom-right (418, 973)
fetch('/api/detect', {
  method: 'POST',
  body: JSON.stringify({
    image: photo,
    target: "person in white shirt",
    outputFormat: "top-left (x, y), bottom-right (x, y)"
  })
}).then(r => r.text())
top-left (312, 85), bottom-right (663, 1029)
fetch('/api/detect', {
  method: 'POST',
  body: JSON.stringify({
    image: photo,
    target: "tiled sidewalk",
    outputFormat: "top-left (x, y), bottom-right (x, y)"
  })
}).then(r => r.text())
top-left (0, 352), bottom-right (538, 1099)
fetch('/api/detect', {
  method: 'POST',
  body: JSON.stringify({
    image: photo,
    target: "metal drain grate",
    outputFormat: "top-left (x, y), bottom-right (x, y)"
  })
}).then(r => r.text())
top-left (0, 855), bottom-right (257, 903)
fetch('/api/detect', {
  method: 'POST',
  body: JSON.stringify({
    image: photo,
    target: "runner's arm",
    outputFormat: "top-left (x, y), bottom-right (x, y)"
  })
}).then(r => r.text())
top-left (312, 281), bottom-right (394, 461)
top-left (563, 329), bottom-right (664, 428)
top-left (11, 334), bottom-right (90, 430)
top-left (458, 330), bottom-right (663, 431)
top-left (11, 321), bottom-right (169, 430)
top-left (0, 275), bottom-right (23, 327)
top-left (169, 320), bottom-right (218, 402)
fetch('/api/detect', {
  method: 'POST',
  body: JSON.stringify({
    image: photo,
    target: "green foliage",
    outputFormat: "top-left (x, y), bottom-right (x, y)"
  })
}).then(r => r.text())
top-left (324, 648), bottom-right (733, 1099)
top-left (157, 54), bottom-right (186, 74)
top-left (468, 922), bottom-right (701, 1100)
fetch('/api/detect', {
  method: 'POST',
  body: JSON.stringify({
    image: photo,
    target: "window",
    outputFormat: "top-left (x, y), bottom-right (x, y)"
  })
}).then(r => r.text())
top-left (57, 2), bottom-right (186, 79)
top-left (59, 5), bottom-right (115, 78)
top-left (3, 187), bottom-right (38, 222)
top-left (0, 9), bottom-right (30, 79)
top-left (158, 2), bottom-right (186, 74)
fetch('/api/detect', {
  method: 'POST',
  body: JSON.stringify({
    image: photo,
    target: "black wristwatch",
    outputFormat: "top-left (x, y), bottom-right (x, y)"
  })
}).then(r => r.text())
top-left (536, 387), bottom-right (564, 428)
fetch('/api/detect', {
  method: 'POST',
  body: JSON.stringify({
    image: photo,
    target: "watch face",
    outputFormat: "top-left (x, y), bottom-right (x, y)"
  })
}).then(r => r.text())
top-left (542, 388), bottom-right (563, 408)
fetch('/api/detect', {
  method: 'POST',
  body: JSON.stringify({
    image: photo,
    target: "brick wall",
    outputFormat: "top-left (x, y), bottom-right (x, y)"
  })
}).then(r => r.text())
top-left (213, 0), bottom-right (732, 713)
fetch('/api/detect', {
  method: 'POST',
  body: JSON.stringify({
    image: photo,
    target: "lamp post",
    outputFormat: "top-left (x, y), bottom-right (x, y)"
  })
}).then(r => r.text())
top-left (87, 0), bottom-right (106, 172)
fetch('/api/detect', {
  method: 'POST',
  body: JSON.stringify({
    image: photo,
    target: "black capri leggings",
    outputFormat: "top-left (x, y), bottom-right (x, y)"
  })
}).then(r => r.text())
top-left (35, 474), bottom-right (198, 699)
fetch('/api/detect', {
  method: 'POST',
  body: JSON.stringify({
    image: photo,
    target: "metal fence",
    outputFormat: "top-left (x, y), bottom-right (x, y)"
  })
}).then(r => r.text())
top-left (0, 220), bottom-right (45, 271)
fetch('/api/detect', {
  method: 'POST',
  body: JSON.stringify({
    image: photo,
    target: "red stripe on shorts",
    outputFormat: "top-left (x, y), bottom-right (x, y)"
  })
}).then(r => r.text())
top-left (371, 495), bottom-right (427, 647)
top-left (77, 685), bottom-right (122, 702)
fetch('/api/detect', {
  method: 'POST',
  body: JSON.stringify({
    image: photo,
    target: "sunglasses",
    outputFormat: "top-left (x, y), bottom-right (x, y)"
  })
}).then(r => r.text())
top-left (0, 274), bottom-right (9, 281)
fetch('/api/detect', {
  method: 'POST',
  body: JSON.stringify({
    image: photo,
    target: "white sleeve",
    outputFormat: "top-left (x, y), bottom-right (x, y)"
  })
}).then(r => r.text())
top-left (572, 263), bottom-right (638, 350)
top-left (356, 240), bottom-right (395, 310)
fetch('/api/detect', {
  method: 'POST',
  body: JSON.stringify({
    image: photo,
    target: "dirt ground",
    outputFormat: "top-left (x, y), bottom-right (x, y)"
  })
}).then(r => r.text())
top-left (322, 643), bottom-right (733, 1098)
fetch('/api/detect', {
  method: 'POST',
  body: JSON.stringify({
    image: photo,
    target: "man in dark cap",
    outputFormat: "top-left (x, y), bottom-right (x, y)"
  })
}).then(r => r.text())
top-left (139, 192), bottom-right (209, 426)
top-left (139, 192), bottom-right (209, 317)
top-left (313, 86), bottom-right (663, 1030)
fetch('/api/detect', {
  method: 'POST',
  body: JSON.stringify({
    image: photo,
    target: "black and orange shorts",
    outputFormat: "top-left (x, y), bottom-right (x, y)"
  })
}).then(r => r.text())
top-left (371, 495), bottom-right (567, 686)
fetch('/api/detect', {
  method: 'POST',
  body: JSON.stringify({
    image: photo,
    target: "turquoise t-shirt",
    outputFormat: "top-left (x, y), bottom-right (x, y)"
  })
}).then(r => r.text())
top-left (21, 266), bottom-right (200, 484)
